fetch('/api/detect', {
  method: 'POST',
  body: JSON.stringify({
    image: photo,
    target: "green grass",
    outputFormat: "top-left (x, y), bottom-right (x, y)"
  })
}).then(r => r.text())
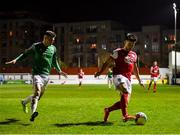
top-left (0, 84), bottom-right (180, 134)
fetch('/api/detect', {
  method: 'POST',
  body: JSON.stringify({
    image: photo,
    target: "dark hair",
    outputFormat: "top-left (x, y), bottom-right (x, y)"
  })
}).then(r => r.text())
top-left (126, 33), bottom-right (137, 42)
top-left (44, 30), bottom-right (56, 38)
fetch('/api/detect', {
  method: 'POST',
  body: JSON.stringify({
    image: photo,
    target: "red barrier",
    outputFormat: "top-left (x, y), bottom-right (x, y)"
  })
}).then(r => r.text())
top-left (0, 67), bottom-right (150, 75)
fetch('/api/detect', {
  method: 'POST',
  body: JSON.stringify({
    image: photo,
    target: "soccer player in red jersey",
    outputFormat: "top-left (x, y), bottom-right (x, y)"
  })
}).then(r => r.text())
top-left (95, 33), bottom-right (144, 123)
top-left (148, 61), bottom-right (160, 93)
top-left (78, 68), bottom-right (84, 87)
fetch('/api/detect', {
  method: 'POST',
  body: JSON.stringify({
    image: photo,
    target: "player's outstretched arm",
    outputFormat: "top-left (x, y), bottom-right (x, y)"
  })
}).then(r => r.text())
top-left (94, 57), bottom-right (114, 78)
top-left (133, 63), bottom-right (145, 89)
top-left (59, 71), bottom-right (68, 78)
top-left (5, 59), bottom-right (17, 65)
top-left (94, 72), bottom-right (100, 78)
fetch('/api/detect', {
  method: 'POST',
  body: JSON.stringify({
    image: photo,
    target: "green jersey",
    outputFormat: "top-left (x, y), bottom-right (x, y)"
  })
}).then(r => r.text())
top-left (107, 71), bottom-right (113, 78)
top-left (15, 42), bottom-right (61, 75)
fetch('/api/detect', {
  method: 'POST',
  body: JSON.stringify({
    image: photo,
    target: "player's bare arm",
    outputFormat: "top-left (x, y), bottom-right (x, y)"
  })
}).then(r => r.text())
top-left (150, 67), bottom-right (155, 75)
top-left (59, 71), bottom-right (68, 78)
top-left (95, 57), bottom-right (114, 77)
top-left (5, 59), bottom-right (17, 64)
top-left (133, 63), bottom-right (145, 88)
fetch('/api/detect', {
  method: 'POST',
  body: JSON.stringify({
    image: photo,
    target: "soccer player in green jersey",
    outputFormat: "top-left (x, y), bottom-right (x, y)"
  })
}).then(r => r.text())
top-left (6, 30), bottom-right (68, 122)
top-left (105, 68), bottom-right (113, 89)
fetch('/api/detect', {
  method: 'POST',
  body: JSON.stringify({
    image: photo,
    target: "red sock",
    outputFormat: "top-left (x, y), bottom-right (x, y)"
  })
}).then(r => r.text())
top-left (120, 93), bottom-right (128, 118)
top-left (108, 101), bottom-right (121, 112)
top-left (153, 83), bottom-right (156, 91)
top-left (148, 82), bottom-right (152, 90)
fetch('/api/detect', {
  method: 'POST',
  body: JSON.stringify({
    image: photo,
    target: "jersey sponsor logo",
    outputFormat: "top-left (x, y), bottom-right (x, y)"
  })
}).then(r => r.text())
top-left (124, 51), bottom-right (136, 64)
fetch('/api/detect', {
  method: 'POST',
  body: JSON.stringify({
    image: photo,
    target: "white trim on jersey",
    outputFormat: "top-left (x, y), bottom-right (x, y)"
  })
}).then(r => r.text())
top-left (111, 48), bottom-right (121, 59)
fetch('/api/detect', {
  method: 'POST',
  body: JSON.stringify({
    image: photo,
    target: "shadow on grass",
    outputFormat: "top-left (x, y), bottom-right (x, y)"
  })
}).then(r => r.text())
top-left (0, 118), bottom-right (20, 125)
top-left (53, 121), bottom-right (113, 127)
top-left (0, 118), bottom-right (30, 126)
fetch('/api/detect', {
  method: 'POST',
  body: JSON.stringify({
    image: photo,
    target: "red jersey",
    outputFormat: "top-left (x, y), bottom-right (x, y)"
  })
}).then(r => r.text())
top-left (78, 71), bottom-right (84, 79)
top-left (150, 65), bottom-right (159, 77)
top-left (111, 48), bottom-right (137, 81)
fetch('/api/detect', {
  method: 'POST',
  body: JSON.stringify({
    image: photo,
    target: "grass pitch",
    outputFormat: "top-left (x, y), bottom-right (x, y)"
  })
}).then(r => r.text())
top-left (0, 84), bottom-right (180, 134)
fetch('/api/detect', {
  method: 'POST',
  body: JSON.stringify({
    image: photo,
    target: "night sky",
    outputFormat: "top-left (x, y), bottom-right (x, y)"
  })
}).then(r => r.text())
top-left (0, 0), bottom-right (180, 30)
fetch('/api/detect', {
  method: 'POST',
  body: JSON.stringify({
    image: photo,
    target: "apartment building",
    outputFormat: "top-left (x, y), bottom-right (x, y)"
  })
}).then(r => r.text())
top-left (1, 11), bottom-right (180, 69)
top-left (54, 20), bottom-right (125, 67)
top-left (0, 11), bottom-right (53, 68)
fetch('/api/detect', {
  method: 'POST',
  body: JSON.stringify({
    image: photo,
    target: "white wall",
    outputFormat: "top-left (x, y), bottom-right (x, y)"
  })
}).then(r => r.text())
top-left (48, 75), bottom-right (167, 85)
top-left (2, 73), bottom-right (168, 85)
top-left (169, 51), bottom-right (180, 69)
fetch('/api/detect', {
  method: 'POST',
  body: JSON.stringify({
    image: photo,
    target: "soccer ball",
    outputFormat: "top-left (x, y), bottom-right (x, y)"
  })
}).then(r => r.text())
top-left (135, 112), bottom-right (147, 125)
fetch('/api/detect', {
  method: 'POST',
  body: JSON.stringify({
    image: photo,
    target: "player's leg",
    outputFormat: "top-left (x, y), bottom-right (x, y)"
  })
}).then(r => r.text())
top-left (30, 75), bottom-right (49, 121)
top-left (31, 75), bottom-right (49, 112)
top-left (114, 75), bottom-right (135, 122)
top-left (39, 79), bottom-right (48, 100)
top-left (104, 75), bottom-right (131, 122)
top-left (121, 92), bottom-right (129, 121)
top-left (110, 78), bottom-right (113, 86)
top-left (29, 75), bottom-right (42, 121)
top-left (22, 95), bottom-right (33, 104)
top-left (104, 101), bottom-right (120, 122)
top-left (104, 76), bottom-right (117, 122)
top-left (103, 79), bottom-right (125, 122)
top-left (148, 78), bottom-right (153, 91)
top-left (120, 93), bottom-right (136, 122)
top-left (79, 79), bottom-right (82, 87)
top-left (108, 78), bottom-right (111, 88)
top-left (21, 95), bottom-right (33, 113)
top-left (153, 83), bottom-right (156, 92)
top-left (31, 83), bottom-right (41, 113)
top-left (39, 86), bottom-right (45, 100)
top-left (79, 81), bottom-right (81, 87)
top-left (153, 77), bottom-right (158, 93)
top-left (30, 83), bottom-right (41, 122)
top-left (104, 84), bottom-right (128, 122)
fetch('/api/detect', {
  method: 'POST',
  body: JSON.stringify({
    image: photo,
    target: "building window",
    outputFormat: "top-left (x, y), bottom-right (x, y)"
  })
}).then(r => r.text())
top-left (152, 44), bottom-right (159, 52)
top-left (90, 44), bottom-right (96, 49)
top-left (86, 36), bottom-right (97, 44)
top-left (101, 24), bottom-right (106, 31)
top-left (102, 44), bottom-right (106, 50)
top-left (9, 31), bottom-right (13, 37)
top-left (86, 25), bottom-right (97, 33)
top-left (73, 26), bottom-right (83, 34)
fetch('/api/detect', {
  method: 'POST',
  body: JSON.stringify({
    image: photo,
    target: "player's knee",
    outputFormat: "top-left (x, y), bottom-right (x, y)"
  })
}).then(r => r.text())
top-left (33, 91), bottom-right (40, 98)
top-left (118, 84), bottom-right (127, 92)
top-left (31, 96), bottom-right (39, 104)
top-left (34, 96), bottom-right (39, 100)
